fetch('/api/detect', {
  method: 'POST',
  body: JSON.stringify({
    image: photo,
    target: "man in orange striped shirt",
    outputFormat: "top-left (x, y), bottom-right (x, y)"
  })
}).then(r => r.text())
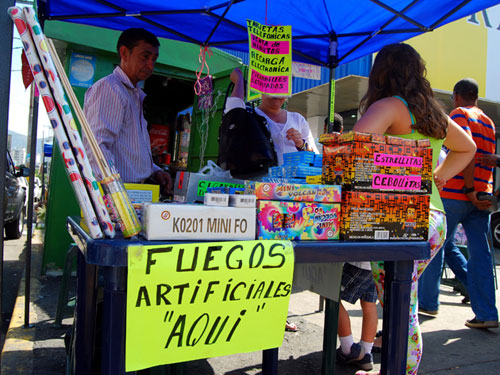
top-left (418, 78), bottom-right (498, 328)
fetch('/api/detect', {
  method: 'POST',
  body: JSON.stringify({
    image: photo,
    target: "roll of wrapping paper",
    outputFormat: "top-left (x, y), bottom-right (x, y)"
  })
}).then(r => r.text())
top-left (43, 40), bottom-right (141, 238)
top-left (8, 7), bottom-right (103, 239)
top-left (22, 7), bottom-right (116, 238)
top-left (26, 9), bottom-right (141, 238)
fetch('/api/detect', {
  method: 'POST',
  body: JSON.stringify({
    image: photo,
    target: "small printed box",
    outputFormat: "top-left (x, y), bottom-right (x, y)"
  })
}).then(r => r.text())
top-left (417, 139), bottom-right (431, 148)
top-left (283, 151), bottom-right (316, 165)
top-left (341, 191), bottom-right (429, 241)
top-left (338, 131), bottom-right (372, 143)
top-left (229, 194), bottom-right (256, 208)
top-left (268, 166), bottom-right (284, 178)
top-left (142, 203), bottom-right (256, 240)
top-left (313, 154), bottom-right (323, 168)
top-left (283, 165), bottom-right (322, 178)
top-left (385, 135), bottom-right (417, 147)
top-left (124, 183), bottom-right (160, 224)
top-left (204, 193), bottom-right (229, 206)
top-left (260, 177), bottom-right (307, 184)
top-left (206, 186), bottom-right (245, 194)
top-left (173, 171), bottom-right (246, 203)
top-left (322, 141), bottom-right (432, 194)
top-left (257, 200), bottom-right (340, 240)
top-left (306, 175), bottom-right (323, 184)
top-left (255, 182), bottom-right (341, 203)
top-left (371, 133), bottom-right (386, 144)
top-left (318, 132), bottom-right (340, 146)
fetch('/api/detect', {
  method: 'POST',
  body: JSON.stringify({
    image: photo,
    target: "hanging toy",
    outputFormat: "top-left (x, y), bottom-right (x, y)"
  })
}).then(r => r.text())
top-left (194, 45), bottom-right (214, 110)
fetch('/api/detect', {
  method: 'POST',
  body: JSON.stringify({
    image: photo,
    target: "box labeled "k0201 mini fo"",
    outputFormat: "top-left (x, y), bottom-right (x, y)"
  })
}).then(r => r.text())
top-left (142, 203), bottom-right (256, 241)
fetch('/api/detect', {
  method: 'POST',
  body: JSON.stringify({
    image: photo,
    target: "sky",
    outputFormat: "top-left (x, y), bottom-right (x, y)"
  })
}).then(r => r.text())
top-left (8, 5), bottom-right (52, 141)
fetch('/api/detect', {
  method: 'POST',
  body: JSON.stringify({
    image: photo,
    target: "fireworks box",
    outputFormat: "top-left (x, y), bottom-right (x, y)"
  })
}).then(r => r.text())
top-left (322, 137), bottom-right (432, 194)
top-left (142, 203), bottom-right (256, 240)
top-left (319, 131), bottom-right (387, 146)
top-left (257, 200), bottom-right (340, 240)
top-left (173, 171), bottom-right (246, 203)
top-left (341, 191), bottom-right (429, 241)
top-left (229, 194), bottom-right (257, 208)
top-left (306, 175), bottom-right (322, 184)
top-left (254, 182), bottom-right (341, 203)
top-left (283, 151), bottom-right (316, 165)
top-left (283, 165), bottom-right (322, 178)
top-left (203, 193), bottom-right (229, 206)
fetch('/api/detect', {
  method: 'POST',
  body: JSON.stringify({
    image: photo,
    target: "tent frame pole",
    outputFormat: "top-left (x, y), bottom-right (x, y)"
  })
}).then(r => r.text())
top-left (326, 34), bottom-right (338, 133)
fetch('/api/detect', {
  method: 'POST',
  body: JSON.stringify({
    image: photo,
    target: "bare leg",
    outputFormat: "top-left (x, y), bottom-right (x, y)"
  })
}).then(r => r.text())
top-left (360, 300), bottom-right (378, 344)
top-left (338, 301), bottom-right (352, 337)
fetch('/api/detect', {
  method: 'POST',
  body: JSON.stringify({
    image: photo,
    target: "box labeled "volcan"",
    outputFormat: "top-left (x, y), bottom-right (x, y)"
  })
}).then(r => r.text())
top-left (257, 200), bottom-right (340, 240)
top-left (142, 203), bottom-right (256, 240)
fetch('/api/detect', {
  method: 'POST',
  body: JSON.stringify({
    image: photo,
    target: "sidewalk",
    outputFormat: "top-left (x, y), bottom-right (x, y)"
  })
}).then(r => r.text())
top-left (1, 241), bottom-right (499, 374)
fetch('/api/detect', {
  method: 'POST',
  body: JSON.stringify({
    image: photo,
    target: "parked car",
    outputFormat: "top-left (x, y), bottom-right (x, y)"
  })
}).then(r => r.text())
top-left (491, 211), bottom-right (500, 248)
top-left (4, 151), bottom-right (27, 239)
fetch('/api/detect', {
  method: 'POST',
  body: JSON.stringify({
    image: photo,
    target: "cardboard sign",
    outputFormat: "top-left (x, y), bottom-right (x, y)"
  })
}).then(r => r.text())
top-left (126, 240), bottom-right (295, 371)
top-left (247, 19), bottom-right (292, 101)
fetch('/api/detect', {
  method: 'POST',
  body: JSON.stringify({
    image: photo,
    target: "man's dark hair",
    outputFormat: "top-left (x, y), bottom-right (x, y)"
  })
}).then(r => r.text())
top-left (453, 78), bottom-right (479, 102)
top-left (325, 113), bottom-right (344, 132)
top-left (117, 28), bottom-right (160, 56)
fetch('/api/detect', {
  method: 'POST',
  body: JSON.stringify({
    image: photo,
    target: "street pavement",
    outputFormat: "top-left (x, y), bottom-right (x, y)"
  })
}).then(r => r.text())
top-left (1, 233), bottom-right (499, 374)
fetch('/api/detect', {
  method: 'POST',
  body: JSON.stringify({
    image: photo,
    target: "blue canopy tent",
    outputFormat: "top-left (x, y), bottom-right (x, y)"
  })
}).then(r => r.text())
top-left (36, 0), bottom-right (500, 124)
top-left (2, 0), bottom-right (500, 369)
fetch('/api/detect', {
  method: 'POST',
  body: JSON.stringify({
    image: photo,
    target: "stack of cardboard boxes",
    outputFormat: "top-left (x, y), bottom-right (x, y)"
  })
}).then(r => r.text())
top-left (320, 131), bottom-right (432, 241)
top-left (268, 151), bottom-right (322, 181)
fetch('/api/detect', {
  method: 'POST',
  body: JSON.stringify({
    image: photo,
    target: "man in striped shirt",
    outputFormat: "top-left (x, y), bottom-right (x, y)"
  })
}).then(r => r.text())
top-left (84, 28), bottom-right (172, 194)
top-left (418, 78), bottom-right (498, 328)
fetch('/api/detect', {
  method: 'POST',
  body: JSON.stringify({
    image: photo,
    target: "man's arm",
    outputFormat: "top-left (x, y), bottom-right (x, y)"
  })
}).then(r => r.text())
top-left (149, 169), bottom-right (173, 196)
top-left (230, 68), bottom-right (245, 100)
top-left (223, 68), bottom-right (246, 115)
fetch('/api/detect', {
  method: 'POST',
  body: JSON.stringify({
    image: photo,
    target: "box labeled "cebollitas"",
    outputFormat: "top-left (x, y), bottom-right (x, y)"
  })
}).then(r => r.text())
top-left (142, 203), bottom-right (256, 241)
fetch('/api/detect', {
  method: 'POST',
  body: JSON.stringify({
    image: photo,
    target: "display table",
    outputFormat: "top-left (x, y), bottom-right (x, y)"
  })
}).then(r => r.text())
top-left (66, 216), bottom-right (429, 375)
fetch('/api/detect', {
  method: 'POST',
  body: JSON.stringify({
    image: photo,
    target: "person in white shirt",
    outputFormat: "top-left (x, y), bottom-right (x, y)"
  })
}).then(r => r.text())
top-left (225, 68), bottom-right (318, 166)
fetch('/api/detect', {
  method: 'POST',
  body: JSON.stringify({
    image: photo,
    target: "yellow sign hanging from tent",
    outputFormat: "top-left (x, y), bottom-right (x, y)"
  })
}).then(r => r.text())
top-left (126, 240), bottom-right (295, 372)
top-left (247, 19), bottom-right (292, 101)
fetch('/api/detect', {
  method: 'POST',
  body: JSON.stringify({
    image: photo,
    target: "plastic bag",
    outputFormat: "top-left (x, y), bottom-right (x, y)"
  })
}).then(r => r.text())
top-left (199, 160), bottom-right (233, 178)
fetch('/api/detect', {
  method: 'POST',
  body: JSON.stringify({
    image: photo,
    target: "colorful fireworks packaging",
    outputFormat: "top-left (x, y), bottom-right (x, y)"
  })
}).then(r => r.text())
top-left (321, 131), bottom-right (432, 194)
top-left (320, 131), bottom-right (432, 241)
top-left (254, 182), bottom-right (341, 203)
top-left (341, 191), bottom-right (429, 241)
top-left (257, 201), bottom-right (340, 240)
top-left (255, 182), bottom-right (341, 240)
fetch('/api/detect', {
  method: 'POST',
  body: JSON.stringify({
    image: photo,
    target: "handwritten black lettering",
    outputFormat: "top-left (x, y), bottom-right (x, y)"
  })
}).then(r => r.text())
top-left (146, 247), bottom-right (172, 274)
top-left (203, 246), bottom-right (222, 270)
top-left (135, 286), bottom-right (151, 307)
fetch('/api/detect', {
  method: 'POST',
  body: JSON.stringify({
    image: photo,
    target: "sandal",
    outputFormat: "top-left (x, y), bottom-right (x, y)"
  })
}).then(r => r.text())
top-left (285, 320), bottom-right (298, 332)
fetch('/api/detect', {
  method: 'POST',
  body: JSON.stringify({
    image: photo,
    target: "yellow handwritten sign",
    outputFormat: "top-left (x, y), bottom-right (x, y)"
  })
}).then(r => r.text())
top-left (126, 240), bottom-right (295, 372)
top-left (247, 19), bottom-right (292, 101)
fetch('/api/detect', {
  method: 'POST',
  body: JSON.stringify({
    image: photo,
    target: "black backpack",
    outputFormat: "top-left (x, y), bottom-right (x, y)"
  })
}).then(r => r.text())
top-left (217, 84), bottom-right (278, 177)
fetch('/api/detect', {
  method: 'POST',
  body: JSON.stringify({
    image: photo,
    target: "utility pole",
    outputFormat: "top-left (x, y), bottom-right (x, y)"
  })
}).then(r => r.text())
top-left (1, 0), bottom-right (17, 331)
